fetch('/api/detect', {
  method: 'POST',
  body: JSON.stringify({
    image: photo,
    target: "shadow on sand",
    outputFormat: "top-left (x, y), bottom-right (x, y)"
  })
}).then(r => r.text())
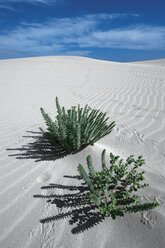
top-left (7, 131), bottom-right (88, 162)
top-left (33, 175), bottom-right (105, 234)
top-left (7, 131), bottom-right (104, 233)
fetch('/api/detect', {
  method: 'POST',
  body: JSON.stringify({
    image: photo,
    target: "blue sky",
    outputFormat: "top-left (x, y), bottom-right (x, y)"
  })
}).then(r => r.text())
top-left (0, 0), bottom-right (165, 61)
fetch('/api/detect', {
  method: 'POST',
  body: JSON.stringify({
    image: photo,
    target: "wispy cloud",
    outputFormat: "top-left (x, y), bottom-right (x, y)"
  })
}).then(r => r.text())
top-left (0, 0), bottom-right (57, 4)
top-left (0, 4), bottom-right (17, 11)
top-left (75, 25), bottom-right (165, 50)
top-left (0, 14), bottom-right (164, 58)
top-left (0, 0), bottom-right (57, 10)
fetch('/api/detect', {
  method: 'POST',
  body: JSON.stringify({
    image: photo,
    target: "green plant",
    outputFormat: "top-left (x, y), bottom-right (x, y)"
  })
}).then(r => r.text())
top-left (78, 150), bottom-right (159, 219)
top-left (40, 97), bottom-right (115, 153)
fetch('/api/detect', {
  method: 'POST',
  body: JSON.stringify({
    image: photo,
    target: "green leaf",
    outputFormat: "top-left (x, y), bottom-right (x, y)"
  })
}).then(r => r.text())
top-left (90, 194), bottom-right (101, 206)
top-left (78, 164), bottom-right (94, 192)
top-left (101, 149), bottom-right (107, 170)
top-left (87, 155), bottom-right (96, 178)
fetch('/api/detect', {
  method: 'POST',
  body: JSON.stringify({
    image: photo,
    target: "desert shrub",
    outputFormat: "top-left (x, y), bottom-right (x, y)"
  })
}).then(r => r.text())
top-left (40, 97), bottom-right (115, 153)
top-left (78, 150), bottom-right (159, 219)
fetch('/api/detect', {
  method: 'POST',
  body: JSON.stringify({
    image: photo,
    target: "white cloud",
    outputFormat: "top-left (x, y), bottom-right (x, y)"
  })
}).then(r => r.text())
top-left (0, 0), bottom-right (57, 3)
top-left (75, 26), bottom-right (165, 50)
top-left (0, 0), bottom-right (57, 9)
top-left (0, 14), bottom-right (164, 58)
top-left (0, 4), bottom-right (16, 11)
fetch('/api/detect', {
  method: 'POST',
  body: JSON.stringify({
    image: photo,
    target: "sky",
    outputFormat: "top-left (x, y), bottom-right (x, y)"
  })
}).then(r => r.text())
top-left (0, 0), bottom-right (165, 61)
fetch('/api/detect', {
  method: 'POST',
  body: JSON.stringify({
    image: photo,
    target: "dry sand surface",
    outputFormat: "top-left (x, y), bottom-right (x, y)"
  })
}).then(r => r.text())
top-left (0, 56), bottom-right (165, 248)
top-left (131, 58), bottom-right (165, 67)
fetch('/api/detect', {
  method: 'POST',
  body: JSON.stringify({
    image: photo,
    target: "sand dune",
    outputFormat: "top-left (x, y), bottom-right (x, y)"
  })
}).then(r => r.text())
top-left (0, 56), bottom-right (165, 248)
top-left (131, 58), bottom-right (165, 67)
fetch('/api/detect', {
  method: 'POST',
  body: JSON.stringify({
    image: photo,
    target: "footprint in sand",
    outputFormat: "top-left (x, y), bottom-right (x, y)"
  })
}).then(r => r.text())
top-left (36, 172), bottom-right (51, 183)
top-left (141, 211), bottom-right (158, 229)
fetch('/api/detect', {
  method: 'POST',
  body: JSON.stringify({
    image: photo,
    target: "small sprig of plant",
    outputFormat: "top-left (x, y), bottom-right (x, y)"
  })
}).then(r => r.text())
top-left (78, 150), bottom-right (159, 219)
top-left (40, 97), bottom-right (115, 153)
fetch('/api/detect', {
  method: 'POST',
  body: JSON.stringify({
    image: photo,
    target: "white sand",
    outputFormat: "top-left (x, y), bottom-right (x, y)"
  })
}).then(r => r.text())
top-left (0, 56), bottom-right (165, 248)
top-left (131, 58), bottom-right (165, 67)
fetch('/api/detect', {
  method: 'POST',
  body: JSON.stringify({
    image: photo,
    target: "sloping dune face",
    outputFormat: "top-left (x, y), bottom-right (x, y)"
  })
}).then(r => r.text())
top-left (0, 56), bottom-right (165, 248)
top-left (131, 58), bottom-right (165, 67)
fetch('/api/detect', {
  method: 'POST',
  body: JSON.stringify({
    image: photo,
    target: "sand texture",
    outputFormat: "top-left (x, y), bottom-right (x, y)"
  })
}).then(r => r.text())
top-left (0, 56), bottom-right (165, 248)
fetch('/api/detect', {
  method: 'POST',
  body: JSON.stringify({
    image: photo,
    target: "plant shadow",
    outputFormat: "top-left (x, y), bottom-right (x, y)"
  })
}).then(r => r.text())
top-left (6, 131), bottom-right (88, 162)
top-left (33, 175), bottom-right (105, 234)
